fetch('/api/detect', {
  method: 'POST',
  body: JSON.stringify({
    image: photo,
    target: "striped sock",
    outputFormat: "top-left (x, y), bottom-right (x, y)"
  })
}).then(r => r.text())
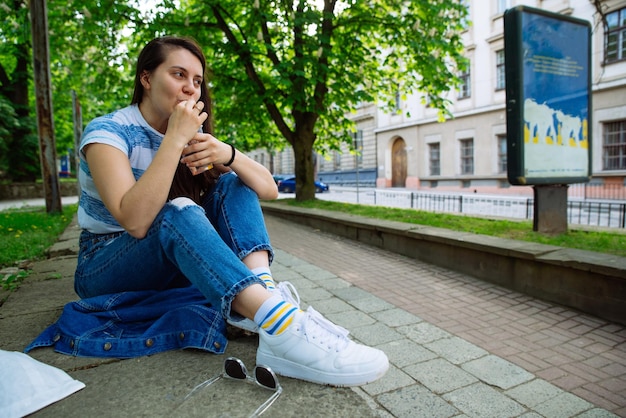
top-left (251, 267), bottom-right (275, 291)
top-left (254, 295), bottom-right (300, 335)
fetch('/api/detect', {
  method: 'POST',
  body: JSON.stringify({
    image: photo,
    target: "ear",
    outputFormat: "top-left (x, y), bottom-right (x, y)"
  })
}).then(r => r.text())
top-left (140, 71), bottom-right (151, 90)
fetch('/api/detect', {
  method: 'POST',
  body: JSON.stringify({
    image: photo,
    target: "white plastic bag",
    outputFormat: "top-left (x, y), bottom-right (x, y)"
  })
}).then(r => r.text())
top-left (0, 350), bottom-right (85, 418)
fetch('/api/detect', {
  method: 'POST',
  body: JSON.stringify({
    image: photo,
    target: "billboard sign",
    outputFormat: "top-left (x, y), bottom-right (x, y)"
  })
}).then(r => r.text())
top-left (504, 6), bottom-right (592, 185)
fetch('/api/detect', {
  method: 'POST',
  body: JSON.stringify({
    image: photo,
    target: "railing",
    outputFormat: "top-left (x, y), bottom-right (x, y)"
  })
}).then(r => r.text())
top-left (567, 201), bottom-right (626, 229)
top-left (319, 188), bottom-right (626, 229)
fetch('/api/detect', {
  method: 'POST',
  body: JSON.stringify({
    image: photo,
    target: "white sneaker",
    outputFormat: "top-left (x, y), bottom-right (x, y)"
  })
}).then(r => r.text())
top-left (256, 307), bottom-right (389, 387)
top-left (227, 281), bottom-right (302, 333)
top-left (275, 281), bottom-right (301, 307)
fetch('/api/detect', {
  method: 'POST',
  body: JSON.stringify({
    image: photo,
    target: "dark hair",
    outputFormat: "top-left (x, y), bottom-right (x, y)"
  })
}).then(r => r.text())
top-left (132, 36), bottom-right (218, 203)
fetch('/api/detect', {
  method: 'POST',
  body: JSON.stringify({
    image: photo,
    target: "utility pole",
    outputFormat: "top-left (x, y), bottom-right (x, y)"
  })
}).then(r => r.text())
top-left (30, 0), bottom-right (61, 213)
top-left (72, 90), bottom-right (82, 196)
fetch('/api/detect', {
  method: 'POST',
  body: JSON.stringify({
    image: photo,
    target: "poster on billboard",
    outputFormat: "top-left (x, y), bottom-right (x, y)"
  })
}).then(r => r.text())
top-left (504, 6), bottom-right (592, 185)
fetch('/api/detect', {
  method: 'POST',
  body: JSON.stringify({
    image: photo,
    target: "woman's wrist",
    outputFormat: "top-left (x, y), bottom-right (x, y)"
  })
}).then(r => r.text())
top-left (223, 144), bottom-right (236, 167)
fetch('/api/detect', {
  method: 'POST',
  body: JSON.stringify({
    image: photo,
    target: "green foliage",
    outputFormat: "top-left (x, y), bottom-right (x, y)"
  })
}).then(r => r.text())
top-left (0, 204), bottom-right (77, 268)
top-left (2, 1), bottom-right (468, 198)
top-left (0, 95), bottom-right (18, 177)
top-left (0, 0), bottom-right (141, 181)
top-left (279, 199), bottom-right (626, 257)
top-left (6, 115), bottom-right (40, 181)
top-left (0, 0), bottom-right (40, 181)
top-left (141, 0), bottom-right (469, 199)
top-left (47, 0), bottom-right (142, 151)
top-left (1, 269), bottom-right (29, 292)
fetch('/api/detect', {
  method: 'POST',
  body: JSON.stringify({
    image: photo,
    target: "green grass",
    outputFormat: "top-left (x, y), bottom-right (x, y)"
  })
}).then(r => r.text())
top-left (0, 204), bottom-right (77, 268)
top-left (276, 199), bottom-right (626, 258)
top-left (0, 196), bottom-right (624, 275)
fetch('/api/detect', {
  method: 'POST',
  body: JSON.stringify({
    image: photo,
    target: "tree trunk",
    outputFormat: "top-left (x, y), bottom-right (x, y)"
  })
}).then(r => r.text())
top-left (293, 133), bottom-right (316, 201)
top-left (7, 44), bottom-right (39, 182)
top-left (288, 110), bottom-right (318, 201)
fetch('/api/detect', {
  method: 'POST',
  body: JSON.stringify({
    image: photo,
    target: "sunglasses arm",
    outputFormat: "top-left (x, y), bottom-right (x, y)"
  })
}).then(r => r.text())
top-left (250, 385), bottom-right (283, 418)
top-left (183, 373), bottom-right (224, 401)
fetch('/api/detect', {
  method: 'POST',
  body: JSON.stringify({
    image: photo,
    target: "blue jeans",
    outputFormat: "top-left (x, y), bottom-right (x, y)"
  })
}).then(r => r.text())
top-left (74, 173), bottom-right (273, 322)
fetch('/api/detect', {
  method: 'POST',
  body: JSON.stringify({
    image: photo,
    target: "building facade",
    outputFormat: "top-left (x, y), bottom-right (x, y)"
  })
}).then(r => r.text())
top-left (259, 0), bottom-right (626, 197)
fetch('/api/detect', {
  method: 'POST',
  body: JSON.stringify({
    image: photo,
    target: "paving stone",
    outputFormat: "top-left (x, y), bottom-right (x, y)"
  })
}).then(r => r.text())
top-left (397, 322), bottom-right (453, 345)
top-left (332, 286), bottom-right (375, 301)
top-left (349, 296), bottom-right (396, 314)
top-left (314, 276), bottom-right (353, 289)
top-left (377, 339), bottom-right (438, 368)
top-left (376, 385), bottom-right (460, 418)
top-left (308, 296), bottom-right (353, 315)
top-left (294, 286), bottom-right (332, 303)
top-left (532, 392), bottom-right (596, 418)
top-left (575, 408), bottom-right (621, 417)
top-left (4, 209), bottom-right (621, 417)
top-left (461, 355), bottom-right (535, 390)
top-left (371, 308), bottom-right (423, 328)
top-left (424, 336), bottom-right (488, 365)
top-left (361, 365), bottom-right (416, 396)
top-left (404, 358), bottom-right (478, 394)
top-left (504, 379), bottom-right (565, 408)
top-left (351, 322), bottom-right (404, 346)
top-left (443, 383), bottom-right (527, 417)
top-left (326, 309), bottom-right (376, 329)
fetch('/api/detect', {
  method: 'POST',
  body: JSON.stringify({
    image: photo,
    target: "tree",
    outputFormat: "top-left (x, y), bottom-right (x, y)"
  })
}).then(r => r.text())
top-left (0, 0), bottom-right (40, 181)
top-left (3, 0), bottom-right (468, 201)
top-left (147, 0), bottom-right (468, 200)
top-left (0, 0), bottom-right (140, 181)
top-left (46, 0), bottom-right (142, 158)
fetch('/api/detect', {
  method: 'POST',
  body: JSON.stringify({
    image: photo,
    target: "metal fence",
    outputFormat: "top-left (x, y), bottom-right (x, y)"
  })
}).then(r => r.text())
top-left (321, 189), bottom-right (626, 229)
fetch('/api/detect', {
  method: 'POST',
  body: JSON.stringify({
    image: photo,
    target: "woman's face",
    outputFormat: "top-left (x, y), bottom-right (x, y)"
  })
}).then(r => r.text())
top-left (140, 47), bottom-right (204, 126)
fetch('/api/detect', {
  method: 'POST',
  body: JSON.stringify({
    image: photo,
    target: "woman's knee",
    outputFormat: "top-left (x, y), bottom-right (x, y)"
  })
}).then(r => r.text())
top-left (169, 196), bottom-right (200, 209)
top-left (217, 172), bottom-right (249, 193)
top-left (159, 197), bottom-right (207, 226)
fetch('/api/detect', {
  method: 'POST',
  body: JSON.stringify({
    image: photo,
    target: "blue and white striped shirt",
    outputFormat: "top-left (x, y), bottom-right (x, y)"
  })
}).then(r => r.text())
top-left (78, 104), bottom-right (164, 233)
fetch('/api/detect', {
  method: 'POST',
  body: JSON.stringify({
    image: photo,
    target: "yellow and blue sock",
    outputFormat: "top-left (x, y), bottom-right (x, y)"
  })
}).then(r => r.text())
top-left (251, 267), bottom-right (275, 291)
top-left (254, 295), bottom-right (300, 335)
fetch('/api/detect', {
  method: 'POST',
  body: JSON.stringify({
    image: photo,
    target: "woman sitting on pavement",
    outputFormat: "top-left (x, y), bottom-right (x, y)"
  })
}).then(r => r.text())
top-left (68, 35), bottom-right (388, 387)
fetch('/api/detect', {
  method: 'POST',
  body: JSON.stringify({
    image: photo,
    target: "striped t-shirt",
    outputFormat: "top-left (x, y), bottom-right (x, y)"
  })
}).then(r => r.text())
top-left (78, 104), bottom-right (164, 234)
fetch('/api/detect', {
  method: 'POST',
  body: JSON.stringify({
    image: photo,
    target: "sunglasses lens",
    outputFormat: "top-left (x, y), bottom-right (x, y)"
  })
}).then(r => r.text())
top-left (224, 358), bottom-right (247, 379)
top-left (255, 367), bottom-right (278, 390)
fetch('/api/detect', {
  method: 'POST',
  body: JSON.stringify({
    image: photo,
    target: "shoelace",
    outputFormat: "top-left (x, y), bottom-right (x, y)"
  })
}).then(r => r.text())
top-left (302, 307), bottom-right (350, 351)
top-left (276, 281), bottom-right (301, 307)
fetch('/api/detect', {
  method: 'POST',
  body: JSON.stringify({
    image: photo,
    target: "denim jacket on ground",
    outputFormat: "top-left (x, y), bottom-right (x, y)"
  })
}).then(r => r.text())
top-left (24, 286), bottom-right (228, 358)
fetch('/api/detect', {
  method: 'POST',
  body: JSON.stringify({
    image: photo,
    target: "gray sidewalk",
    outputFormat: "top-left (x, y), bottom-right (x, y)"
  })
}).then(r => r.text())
top-left (0, 213), bottom-right (623, 417)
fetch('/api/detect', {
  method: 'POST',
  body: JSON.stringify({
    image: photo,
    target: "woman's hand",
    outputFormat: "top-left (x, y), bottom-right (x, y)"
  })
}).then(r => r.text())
top-left (181, 132), bottom-right (278, 200)
top-left (180, 133), bottom-right (232, 173)
top-left (164, 100), bottom-right (208, 150)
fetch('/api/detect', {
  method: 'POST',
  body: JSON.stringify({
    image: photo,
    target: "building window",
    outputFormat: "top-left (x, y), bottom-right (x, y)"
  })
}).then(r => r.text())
top-left (603, 120), bottom-right (626, 170)
top-left (496, 50), bottom-right (506, 90)
top-left (460, 138), bottom-right (474, 175)
top-left (458, 67), bottom-right (471, 99)
top-left (497, 135), bottom-right (507, 173)
top-left (461, 0), bottom-right (470, 29)
top-left (497, 0), bottom-right (510, 14)
top-left (394, 90), bottom-right (401, 112)
top-left (353, 130), bottom-right (363, 167)
top-left (429, 143), bottom-right (441, 176)
top-left (606, 7), bottom-right (626, 63)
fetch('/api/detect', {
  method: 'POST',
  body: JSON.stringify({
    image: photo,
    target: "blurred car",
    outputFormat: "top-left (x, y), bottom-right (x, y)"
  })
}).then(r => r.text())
top-left (277, 177), bottom-right (329, 193)
top-left (272, 174), bottom-right (292, 185)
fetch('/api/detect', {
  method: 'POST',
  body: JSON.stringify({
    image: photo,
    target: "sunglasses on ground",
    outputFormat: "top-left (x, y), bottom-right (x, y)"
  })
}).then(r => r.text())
top-left (184, 357), bottom-right (283, 417)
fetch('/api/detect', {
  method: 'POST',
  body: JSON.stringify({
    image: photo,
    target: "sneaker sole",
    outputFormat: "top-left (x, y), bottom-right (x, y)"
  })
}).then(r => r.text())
top-left (257, 350), bottom-right (389, 387)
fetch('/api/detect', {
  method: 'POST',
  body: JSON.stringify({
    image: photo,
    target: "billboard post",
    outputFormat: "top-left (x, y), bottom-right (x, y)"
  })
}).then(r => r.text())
top-left (504, 6), bottom-right (591, 233)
